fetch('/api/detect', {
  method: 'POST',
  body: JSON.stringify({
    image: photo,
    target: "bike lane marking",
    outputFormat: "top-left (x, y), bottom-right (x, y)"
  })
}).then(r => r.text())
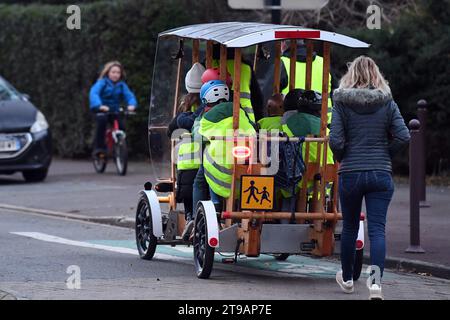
top-left (10, 233), bottom-right (393, 280)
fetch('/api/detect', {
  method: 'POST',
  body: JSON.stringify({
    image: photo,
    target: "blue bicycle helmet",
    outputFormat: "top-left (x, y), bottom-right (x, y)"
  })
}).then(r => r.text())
top-left (200, 80), bottom-right (230, 104)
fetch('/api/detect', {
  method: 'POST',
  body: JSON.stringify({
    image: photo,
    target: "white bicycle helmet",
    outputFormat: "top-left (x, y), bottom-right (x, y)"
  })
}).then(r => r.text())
top-left (200, 80), bottom-right (230, 104)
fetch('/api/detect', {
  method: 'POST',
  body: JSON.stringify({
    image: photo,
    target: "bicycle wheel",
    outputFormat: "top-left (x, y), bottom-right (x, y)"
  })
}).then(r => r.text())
top-left (114, 137), bottom-right (128, 176)
top-left (193, 203), bottom-right (215, 279)
top-left (135, 194), bottom-right (157, 260)
top-left (93, 152), bottom-right (107, 173)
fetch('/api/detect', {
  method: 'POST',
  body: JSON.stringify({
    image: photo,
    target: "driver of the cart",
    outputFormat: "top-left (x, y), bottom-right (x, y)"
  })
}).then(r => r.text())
top-left (279, 89), bottom-right (334, 206)
top-left (280, 40), bottom-right (333, 123)
top-left (211, 44), bottom-right (264, 122)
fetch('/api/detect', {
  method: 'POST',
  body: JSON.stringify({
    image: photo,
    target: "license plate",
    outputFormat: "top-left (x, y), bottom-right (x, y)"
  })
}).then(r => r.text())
top-left (240, 175), bottom-right (275, 211)
top-left (0, 138), bottom-right (19, 152)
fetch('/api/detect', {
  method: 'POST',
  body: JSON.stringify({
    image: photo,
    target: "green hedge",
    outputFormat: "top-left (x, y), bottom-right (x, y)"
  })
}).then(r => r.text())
top-left (333, 0), bottom-right (450, 174)
top-left (0, 0), bottom-right (254, 158)
top-left (1, 0), bottom-right (448, 174)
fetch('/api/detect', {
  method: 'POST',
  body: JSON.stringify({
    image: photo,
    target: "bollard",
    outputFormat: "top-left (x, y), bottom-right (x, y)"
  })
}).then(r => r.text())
top-left (406, 119), bottom-right (425, 253)
top-left (417, 99), bottom-right (430, 207)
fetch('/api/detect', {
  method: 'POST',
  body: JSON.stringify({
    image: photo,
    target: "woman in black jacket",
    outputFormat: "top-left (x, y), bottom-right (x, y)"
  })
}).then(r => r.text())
top-left (330, 56), bottom-right (410, 299)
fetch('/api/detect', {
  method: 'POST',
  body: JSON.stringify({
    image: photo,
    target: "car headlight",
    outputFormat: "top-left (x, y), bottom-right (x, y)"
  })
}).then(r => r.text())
top-left (30, 111), bottom-right (49, 133)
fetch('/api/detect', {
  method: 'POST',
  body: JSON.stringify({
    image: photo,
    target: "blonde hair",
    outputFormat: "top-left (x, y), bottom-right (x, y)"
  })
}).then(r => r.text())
top-left (98, 61), bottom-right (126, 80)
top-left (339, 56), bottom-right (391, 95)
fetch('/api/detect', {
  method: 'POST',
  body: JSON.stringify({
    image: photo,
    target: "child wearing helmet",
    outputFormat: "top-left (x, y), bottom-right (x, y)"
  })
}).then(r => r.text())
top-left (190, 80), bottom-right (231, 216)
top-left (192, 80), bottom-right (256, 219)
top-left (167, 62), bottom-right (206, 137)
top-left (166, 63), bottom-right (206, 240)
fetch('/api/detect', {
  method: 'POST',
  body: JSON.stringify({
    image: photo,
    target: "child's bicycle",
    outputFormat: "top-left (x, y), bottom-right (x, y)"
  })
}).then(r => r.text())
top-left (93, 108), bottom-right (135, 176)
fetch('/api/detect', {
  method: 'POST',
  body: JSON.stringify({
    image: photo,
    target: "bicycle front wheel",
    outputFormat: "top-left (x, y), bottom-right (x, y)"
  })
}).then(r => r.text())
top-left (114, 138), bottom-right (128, 176)
top-left (93, 153), bottom-right (107, 174)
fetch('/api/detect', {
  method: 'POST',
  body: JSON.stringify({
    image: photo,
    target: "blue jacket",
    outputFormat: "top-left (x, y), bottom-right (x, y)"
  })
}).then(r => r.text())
top-left (89, 77), bottom-right (137, 112)
top-left (329, 88), bottom-right (410, 173)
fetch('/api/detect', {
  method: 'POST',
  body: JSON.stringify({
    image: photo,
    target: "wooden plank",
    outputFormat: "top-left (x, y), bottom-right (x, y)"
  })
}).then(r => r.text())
top-left (222, 211), bottom-right (343, 220)
top-left (171, 54), bottom-right (183, 209)
top-left (232, 48), bottom-right (242, 130)
top-left (244, 219), bottom-right (261, 257)
top-left (289, 40), bottom-right (297, 91)
top-left (298, 136), bottom-right (310, 214)
top-left (320, 42), bottom-right (331, 137)
top-left (220, 45), bottom-right (227, 82)
top-left (320, 139), bottom-right (329, 209)
top-left (305, 40), bottom-right (313, 91)
top-left (206, 41), bottom-right (213, 68)
top-left (192, 39), bottom-right (199, 64)
top-left (253, 44), bottom-right (259, 72)
top-left (173, 58), bottom-right (182, 117)
top-left (273, 41), bottom-right (281, 94)
top-left (225, 48), bottom-right (242, 214)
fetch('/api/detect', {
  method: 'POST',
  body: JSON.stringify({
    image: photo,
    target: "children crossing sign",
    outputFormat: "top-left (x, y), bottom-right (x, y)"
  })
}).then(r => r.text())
top-left (240, 175), bottom-right (275, 211)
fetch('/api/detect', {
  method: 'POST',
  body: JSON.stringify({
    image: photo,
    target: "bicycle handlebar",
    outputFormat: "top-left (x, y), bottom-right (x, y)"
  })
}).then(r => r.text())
top-left (95, 108), bottom-right (136, 116)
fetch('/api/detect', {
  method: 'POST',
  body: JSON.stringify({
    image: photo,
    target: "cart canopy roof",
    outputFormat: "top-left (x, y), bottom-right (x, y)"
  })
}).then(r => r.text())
top-left (159, 22), bottom-right (370, 48)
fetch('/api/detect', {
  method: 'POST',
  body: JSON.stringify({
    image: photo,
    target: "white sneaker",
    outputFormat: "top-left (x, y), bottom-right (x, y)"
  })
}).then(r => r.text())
top-left (336, 271), bottom-right (354, 294)
top-left (369, 284), bottom-right (383, 300)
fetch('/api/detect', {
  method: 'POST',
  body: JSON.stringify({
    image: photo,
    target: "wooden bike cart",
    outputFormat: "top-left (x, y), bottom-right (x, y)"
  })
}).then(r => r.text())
top-left (135, 22), bottom-right (369, 279)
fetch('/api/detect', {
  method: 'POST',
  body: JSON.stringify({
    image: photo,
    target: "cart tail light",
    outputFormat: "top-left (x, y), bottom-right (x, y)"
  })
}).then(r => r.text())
top-left (356, 240), bottom-right (364, 250)
top-left (360, 212), bottom-right (365, 221)
top-left (232, 146), bottom-right (251, 159)
top-left (209, 237), bottom-right (218, 247)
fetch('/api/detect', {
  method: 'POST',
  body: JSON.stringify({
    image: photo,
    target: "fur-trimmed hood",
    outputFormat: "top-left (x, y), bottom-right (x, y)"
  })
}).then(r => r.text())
top-left (333, 88), bottom-right (392, 114)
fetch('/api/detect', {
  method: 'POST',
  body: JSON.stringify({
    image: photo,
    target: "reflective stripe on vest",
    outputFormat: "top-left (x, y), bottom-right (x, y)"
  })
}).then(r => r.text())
top-left (177, 140), bottom-right (201, 170)
top-left (205, 150), bottom-right (232, 175)
top-left (281, 56), bottom-right (332, 120)
top-left (212, 60), bottom-right (255, 121)
top-left (203, 144), bottom-right (233, 198)
top-left (200, 107), bottom-right (256, 198)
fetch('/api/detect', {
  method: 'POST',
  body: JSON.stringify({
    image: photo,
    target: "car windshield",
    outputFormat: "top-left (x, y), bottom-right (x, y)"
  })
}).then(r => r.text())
top-left (0, 78), bottom-right (21, 101)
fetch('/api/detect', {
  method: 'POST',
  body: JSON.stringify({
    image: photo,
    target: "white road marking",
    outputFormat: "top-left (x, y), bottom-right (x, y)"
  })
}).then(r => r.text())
top-left (10, 232), bottom-right (188, 262)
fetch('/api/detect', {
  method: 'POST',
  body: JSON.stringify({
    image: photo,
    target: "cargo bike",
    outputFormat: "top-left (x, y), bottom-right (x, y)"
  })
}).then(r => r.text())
top-left (135, 22), bottom-right (369, 279)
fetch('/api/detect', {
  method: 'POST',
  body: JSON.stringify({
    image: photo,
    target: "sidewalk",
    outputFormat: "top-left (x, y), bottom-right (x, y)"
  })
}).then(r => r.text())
top-left (368, 183), bottom-right (450, 277)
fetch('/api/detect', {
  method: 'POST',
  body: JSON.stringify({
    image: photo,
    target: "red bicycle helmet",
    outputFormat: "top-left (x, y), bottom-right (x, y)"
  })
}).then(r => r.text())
top-left (201, 68), bottom-right (232, 88)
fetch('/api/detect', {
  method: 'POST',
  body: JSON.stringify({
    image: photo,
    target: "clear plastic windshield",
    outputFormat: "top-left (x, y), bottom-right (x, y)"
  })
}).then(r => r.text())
top-left (147, 37), bottom-right (204, 178)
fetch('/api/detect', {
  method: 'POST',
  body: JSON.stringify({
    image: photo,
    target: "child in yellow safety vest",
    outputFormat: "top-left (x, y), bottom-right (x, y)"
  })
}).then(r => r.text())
top-left (167, 63), bottom-right (205, 234)
top-left (257, 93), bottom-right (284, 131)
top-left (279, 89), bottom-right (333, 211)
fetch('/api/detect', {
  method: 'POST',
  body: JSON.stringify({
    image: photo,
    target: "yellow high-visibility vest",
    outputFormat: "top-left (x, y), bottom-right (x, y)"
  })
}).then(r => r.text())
top-left (212, 59), bottom-right (255, 122)
top-left (281, 56), bottom-right (332, 122)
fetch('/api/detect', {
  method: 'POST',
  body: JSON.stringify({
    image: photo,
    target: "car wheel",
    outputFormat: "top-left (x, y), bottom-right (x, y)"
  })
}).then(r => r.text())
top-left (22, 168), bottom-right (48, 182)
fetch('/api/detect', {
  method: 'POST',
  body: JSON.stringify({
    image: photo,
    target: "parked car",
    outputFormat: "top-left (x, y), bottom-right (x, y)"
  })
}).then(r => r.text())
top-left (0, 76), bottom-right (52, 182)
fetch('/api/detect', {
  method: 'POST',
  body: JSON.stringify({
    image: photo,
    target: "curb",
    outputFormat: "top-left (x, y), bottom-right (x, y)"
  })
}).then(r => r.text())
top-left (2, 203), bottom-right (449, 280)
top-left (0, 203), bottom-right (134, 229)
top-left (366, 255), bottom-right (450, 280)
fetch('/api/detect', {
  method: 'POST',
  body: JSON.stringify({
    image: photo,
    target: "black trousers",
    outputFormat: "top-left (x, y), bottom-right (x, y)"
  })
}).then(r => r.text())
top-left (94, 113), bottom-right (125, 151)
top-left (176, 169), bottom-right (198, 220)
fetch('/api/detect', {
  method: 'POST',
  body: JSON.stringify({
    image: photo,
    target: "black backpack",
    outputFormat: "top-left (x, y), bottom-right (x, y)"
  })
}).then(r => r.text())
top-left (275, 138), bottom-right (306, 195)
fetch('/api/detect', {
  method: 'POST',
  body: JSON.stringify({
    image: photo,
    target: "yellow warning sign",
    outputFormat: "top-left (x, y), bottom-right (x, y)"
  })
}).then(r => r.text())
top-left (240, 175), bottom-right (275, 211)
